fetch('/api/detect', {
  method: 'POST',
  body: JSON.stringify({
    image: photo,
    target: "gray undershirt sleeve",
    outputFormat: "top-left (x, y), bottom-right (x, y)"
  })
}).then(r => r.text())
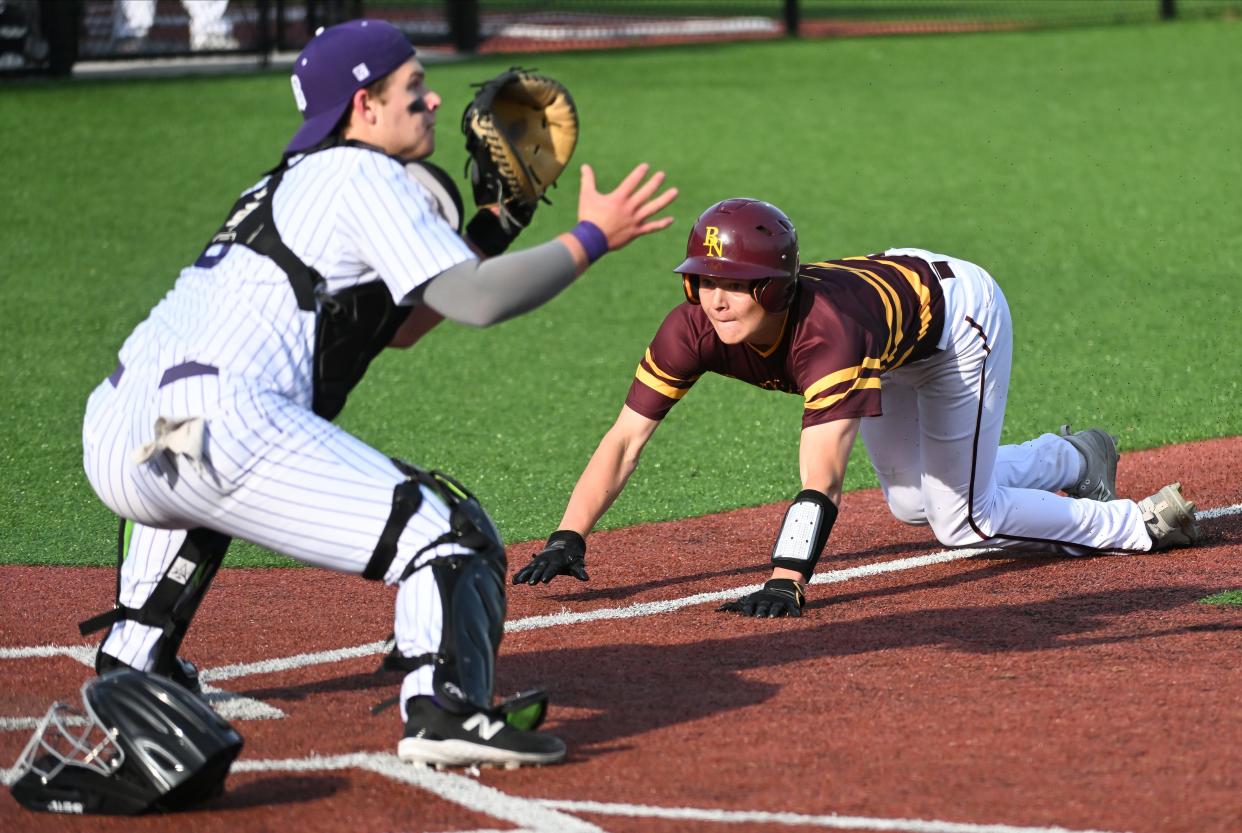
top-left (420, 239), bottom-right (577, 327)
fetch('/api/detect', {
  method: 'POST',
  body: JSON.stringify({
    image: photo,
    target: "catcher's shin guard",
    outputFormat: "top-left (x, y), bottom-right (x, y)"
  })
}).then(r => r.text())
top-left (370, 461), bottom-right (508, 711)
top-left (79, 521), bottom-right (231, 688)
top-left (425, 545), bottom-right (507, 710)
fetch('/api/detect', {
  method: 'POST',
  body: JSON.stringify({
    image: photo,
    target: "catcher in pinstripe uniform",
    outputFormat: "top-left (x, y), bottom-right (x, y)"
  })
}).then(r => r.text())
top-left (515, 199), bottom-right (1201, 616)
top-left (73, 18), bottom-right (677, 773)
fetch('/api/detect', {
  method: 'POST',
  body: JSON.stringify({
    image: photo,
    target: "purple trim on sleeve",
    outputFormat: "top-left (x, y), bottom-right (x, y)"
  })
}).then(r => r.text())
top-left (108, 362), bottom-right (125, 387)
top-left (569, 221), bottom-right (609, 264)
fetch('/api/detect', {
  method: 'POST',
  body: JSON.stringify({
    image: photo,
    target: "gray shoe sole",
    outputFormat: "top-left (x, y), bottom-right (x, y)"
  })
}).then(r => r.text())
top-left (1138, 482), bottom-right (1202, 551)
top-left (1059, 424), bottom-right (1119, 502)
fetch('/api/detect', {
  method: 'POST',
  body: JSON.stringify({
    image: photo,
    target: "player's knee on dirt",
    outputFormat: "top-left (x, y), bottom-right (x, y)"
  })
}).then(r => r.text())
top-left (883, 486), bottom-right (928, 526)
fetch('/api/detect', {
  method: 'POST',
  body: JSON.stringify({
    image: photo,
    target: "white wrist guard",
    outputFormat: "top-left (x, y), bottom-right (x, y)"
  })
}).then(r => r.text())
top-left (770, 488), bottom-right (838, 579)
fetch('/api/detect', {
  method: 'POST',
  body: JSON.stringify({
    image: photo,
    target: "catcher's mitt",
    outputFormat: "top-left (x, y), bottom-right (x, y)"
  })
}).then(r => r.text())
top-left (461, 69), bottom-right (578, 216)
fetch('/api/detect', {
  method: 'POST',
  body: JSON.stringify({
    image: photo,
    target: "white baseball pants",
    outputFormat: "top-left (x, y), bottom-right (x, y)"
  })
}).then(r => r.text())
top-left (83, 365), bottom-right (467, 716)
top-left (861, 250), bottom-right (1152, 555)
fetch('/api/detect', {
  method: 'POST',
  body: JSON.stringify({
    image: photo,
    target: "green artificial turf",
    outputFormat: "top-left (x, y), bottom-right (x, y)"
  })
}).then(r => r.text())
top-left (1, 19), bottom-right (1239, 567)
top-left (1199, 591), bottom-right (1242, 607)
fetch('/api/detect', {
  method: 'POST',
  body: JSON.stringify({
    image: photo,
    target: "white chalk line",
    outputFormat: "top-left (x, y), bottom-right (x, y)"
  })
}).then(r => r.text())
top-left (0, 644), bottom-right (285, 726)
top-left (232, 753), bottom-right (604, 833)
top-left (228, 753), bottom-right (1127, 833)
top-left (539, 799), bottom-right (1130, 833)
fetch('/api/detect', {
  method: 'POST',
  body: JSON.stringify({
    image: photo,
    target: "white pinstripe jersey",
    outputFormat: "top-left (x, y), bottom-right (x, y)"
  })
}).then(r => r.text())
top-left (114, 146), bottom-right (474, 408)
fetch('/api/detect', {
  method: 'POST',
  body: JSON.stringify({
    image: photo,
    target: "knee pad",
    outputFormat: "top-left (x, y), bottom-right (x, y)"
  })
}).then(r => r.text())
top-left (365, 461), bottom-right (506, 582)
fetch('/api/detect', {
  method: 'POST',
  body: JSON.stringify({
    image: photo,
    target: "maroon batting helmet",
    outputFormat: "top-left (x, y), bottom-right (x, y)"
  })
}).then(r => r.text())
top-left (674, 198), bottom-right (799, 313)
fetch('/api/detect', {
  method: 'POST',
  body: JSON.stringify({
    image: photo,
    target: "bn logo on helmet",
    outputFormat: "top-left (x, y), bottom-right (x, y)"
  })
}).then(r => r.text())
top-left (703, 226), bottom-right (723, 258)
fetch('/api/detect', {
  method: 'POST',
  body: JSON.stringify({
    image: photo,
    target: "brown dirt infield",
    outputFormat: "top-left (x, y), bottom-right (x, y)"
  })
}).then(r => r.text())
top-left (2, 437), bottom-right (1240, 833)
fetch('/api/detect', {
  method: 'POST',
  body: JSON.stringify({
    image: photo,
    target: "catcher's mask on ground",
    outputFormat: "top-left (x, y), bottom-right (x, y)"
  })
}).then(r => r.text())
top-left (8, 669), bottom-right (243, 815)
top-left (676, 198), bottom-right (800, 313)
top-left (286, 19), bottom-right (417, 155)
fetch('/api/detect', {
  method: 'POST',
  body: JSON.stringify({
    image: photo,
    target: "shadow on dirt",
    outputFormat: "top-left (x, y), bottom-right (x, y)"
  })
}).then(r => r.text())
top-left (497, 572), bottom-right (1242, 755)
top-left (205, 774), bottom-right (347, 810)
top-left (544, 537), bottom-right (940, 602)
top-left (232, 550), bottom-right (1241, 763)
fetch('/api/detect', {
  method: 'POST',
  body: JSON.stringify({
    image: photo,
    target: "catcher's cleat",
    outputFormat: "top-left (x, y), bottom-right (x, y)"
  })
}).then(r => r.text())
top-left (1058, 424), bottom-right (1120, 502)
top-left (96, 652), bottom-right (203, 696)
top-left (1138, 483), bottom-right (1202, 551)
top-left (398, 697), bottom-right (566, 768)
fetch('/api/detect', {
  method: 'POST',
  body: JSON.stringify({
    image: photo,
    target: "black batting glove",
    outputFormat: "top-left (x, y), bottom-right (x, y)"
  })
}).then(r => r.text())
top-left (513, 530), bottom-right (589, 585)
top-left (718, 578), bottom-right (805, 618)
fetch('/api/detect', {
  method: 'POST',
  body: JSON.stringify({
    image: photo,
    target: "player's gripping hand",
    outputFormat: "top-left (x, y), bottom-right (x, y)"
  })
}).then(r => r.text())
top-left (513, 530), bottom-right (589, 585)
top-left (718, 579), bottom-right (805, 618)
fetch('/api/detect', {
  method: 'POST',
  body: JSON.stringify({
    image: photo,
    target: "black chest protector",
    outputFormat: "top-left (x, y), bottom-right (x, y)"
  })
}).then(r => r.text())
top-left (197, 153), bottom-right (412, 420)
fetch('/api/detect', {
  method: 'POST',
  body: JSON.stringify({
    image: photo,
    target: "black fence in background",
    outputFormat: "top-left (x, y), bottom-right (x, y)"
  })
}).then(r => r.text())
top-left (4, 1), bottom-right (1239, 77)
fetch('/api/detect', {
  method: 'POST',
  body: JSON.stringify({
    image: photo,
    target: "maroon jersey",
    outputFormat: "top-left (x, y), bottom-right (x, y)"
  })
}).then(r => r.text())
top-left (625, 253), bottom-right (947, 427)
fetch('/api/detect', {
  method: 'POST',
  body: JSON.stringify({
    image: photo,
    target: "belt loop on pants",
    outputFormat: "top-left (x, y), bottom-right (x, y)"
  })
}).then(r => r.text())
top-left (105, 361), bottom-right (219, 388)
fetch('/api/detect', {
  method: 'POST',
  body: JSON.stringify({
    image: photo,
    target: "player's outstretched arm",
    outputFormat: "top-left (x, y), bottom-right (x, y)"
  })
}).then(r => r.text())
top-left (514, 406), bottom-right (660, 585)
top-left (719, 418), bottom-right (860, 618)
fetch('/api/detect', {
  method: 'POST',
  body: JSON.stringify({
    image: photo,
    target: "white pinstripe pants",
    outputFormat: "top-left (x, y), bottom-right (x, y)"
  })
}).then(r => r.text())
top-left (83, 366), bottom-right (467, 717)
top-left (860, 250), bottom-right (1152, 555)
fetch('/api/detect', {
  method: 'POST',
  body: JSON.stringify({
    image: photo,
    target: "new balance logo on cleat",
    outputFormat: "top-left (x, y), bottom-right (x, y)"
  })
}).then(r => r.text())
top-left (397, 696), bottom-right (566, 768)
top-left (462, 712), bottom-right (504, 741)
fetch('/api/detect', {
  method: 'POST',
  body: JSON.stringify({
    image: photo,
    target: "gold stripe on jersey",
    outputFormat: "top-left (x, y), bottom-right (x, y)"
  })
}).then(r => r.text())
top-left (836, 260), bottom-right (905, 364)
top-left (644, 348), bottom-right (698, 386)
top-left (803, 357), bottom-right (885, 403)
top-left (804, 375), bottom-right (882, 411)
top-left (874, 258), bottom-right (934, 342)
top-left (634, 363), bottom-right (692, 400)
top-left (809, 260), bottom-right (894, 354)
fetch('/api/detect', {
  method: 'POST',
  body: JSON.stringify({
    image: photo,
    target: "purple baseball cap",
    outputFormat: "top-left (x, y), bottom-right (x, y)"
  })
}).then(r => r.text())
top-left (286, 19), bottom-right (415, 155)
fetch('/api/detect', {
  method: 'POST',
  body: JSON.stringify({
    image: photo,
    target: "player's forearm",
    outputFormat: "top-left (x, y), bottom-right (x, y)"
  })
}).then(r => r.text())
top-left (798, 418), bottom-right (859, 504)
top-left (422, 239), bottom-right (578, 327)
top-left (388, 304), bottom-right (445, 348)
top-left (558, 433), bottom-right (640, 536)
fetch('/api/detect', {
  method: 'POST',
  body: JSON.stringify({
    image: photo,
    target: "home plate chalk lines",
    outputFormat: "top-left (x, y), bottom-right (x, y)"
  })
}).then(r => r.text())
top-left (4, 502), bottom-right (1238, 833)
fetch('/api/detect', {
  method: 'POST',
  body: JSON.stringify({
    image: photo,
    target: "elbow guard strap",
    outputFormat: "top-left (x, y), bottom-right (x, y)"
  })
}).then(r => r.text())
top-left (770, 488), bottom-right (838, 580)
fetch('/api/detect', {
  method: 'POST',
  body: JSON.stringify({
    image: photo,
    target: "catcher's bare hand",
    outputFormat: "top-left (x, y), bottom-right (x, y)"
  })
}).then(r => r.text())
top-left (578, 163), bottom-right (678, 253)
